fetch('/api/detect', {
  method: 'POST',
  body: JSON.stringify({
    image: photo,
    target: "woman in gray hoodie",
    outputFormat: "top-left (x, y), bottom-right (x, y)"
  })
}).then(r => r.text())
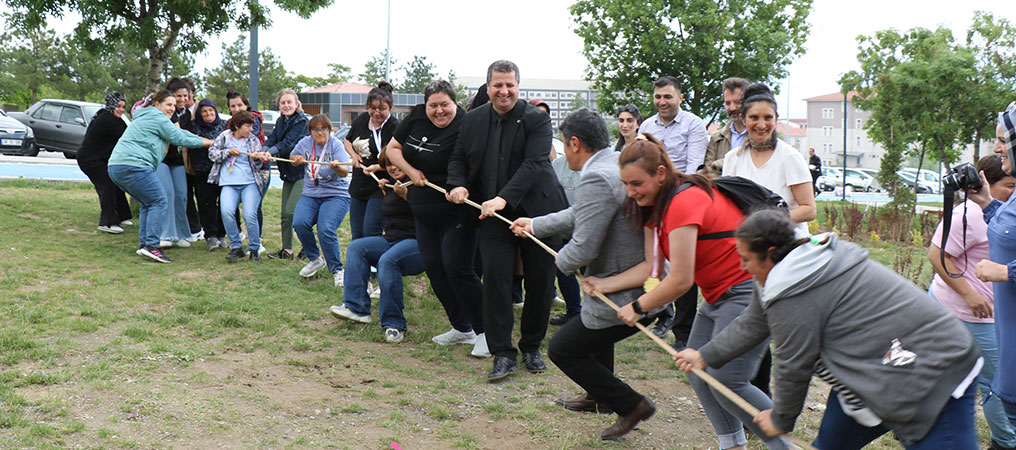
top-left (676, 209), bottom-right (981, 449)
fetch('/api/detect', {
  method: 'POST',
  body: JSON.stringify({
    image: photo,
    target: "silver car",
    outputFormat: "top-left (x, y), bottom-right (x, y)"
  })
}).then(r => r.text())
top-left (8, 99), bottom-right (104, 159)
top-left (0, 109), bottom-right (37, 156)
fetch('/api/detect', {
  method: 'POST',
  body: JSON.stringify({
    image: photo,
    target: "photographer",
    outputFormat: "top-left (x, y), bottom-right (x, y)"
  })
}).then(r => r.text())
top-left (930, 154), bottom-right (1016, 449)
top-left (967, 102), bottom-right (1016, 425)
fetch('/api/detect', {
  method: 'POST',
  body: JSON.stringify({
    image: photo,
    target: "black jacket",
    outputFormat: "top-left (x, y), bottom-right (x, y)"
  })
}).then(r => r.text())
top-left (447, 100), bottom-right (566, 218)
top-left (266, 113), bottom-right (310, 182)
top-left (77, 110), bottom-right (127, 171)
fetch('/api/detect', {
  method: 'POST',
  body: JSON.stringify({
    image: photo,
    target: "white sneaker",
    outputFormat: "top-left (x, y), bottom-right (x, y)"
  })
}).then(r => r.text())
top-left (554, 296), bottom-right (566, 304)
top-left (159, 240), bottom-right (173, 248)
top-left (259, 246), bottom-right (268, 255)
top-left (300, 256), bottom-right (326, 278)
top-left (470, 333), bottom-right (491, 358)
top-left (368, 280), bottom-right (381, 298)
top-left (173, 239), bottom-right (191, 248)
top-left (384, 328), bottom-right (405, 343)
top-left (98, 225), bottom-right (123, 234)
top-left (432, 328), bottom-right (477, 346)
top-left (187, 230), bottom-right (204, 242)
top-left (119, 220), bottom-right (133, 226)
top-left (330, 304), bottom-right (371, 324)
top-left (333, 269), bottom-right (344, 287)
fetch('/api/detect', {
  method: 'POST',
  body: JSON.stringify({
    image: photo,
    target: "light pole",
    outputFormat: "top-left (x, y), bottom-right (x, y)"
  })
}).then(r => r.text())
top-left (384, 0), bottom-right (391, 82)
top-left (841, 91), bottom-right (848, 201)
top-left (248, 0), bottom-right (259, 108)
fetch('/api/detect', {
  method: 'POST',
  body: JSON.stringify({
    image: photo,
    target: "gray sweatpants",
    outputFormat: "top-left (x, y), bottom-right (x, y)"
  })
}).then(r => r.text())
top-left (687, 279), bottom-right (790, 450)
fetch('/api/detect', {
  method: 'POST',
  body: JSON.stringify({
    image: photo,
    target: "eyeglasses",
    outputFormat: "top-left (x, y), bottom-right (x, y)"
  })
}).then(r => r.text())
top-left (310, 127), bottom-right (330, 133)
top-left (367, 104), bottom-right (390, 112)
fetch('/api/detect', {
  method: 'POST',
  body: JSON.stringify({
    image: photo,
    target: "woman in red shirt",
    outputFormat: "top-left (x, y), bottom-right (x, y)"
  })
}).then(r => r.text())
top-left (585, 134), bottom-right (789, 450)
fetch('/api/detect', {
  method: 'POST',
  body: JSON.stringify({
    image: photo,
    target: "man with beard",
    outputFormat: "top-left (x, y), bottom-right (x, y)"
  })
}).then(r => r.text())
top-left (447, 60), bottom-right (567, 381)
top-left (638, 76), bottom-right (709, 173)
top-left (704, 77), bottom-right (750, 174)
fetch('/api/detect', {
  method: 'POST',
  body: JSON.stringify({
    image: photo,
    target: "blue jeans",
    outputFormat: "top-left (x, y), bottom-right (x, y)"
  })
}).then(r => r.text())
top-left (813, 383), bottom-right (977, 449)
top-left (349, 194), bottom-right (385, 239)
top-left (220, 183), bottom-right (262, 251)
top-left (342, 237), bottom-right (423, 330)
top-left (294, 195), bottom-right (349, 273)
top-left (156, 163), bottom-right (191, 241)
top-left (687, 280), bottom-right (787, 450)
top-left (963, 321), bottom-right (1016, 446)
top-left (108, 165), bottom-right (166, 247)
top-left (556, 269), bottom-right (582, 315)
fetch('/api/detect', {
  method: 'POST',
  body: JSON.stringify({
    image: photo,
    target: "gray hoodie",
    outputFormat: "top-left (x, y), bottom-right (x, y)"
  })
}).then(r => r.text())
top-left (699, 233), bottom-right (979, 443)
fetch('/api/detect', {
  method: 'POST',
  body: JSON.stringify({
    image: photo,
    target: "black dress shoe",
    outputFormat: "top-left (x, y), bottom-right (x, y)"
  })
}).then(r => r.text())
top-left (549, 311), bottom-right (579, 326)
top-left (521, 351), bottom-right (546, 373)
top-left (487, 355), bottom-right (517, 381)
top-left (555, 394), bottom-right (614, 414)
top-left (600, 396), bottom-right (656, 440)
top-left (651, 317), bottom-right (673, 338)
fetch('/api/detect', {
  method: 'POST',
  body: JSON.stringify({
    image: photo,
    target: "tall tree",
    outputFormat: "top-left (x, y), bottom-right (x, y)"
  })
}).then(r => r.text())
top-left (570, 0), bottom-right (812, 124)
top-left (361, 53), bottom-right (397, 87)
top-left (203, 36), bottom-right (292, 110)
top-left (3, 0), bottom-right (332, 94)
top-left (400, 55), bottom-right (437, 94)
top-left (0, 29), bottom-right (61, 108)
top-left (963, 11), bottom-right (1016, 160)
top-left (325, 63), bottom-right (352, 84)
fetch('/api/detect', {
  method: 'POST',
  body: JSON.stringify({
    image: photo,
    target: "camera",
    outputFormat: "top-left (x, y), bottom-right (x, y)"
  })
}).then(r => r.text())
top-left (942, 162), bottom-right (982, 192)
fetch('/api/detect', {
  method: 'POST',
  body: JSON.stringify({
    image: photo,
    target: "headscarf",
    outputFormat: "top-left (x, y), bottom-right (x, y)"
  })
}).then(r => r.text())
top-left (131, 94), bottom-right (153, 118)
top-left (1000, 101), bottom-right (1016, 177)
top-left (103, 92), bottom-right (126, 113)
top-left (192, 98), bottom-right (224, 134)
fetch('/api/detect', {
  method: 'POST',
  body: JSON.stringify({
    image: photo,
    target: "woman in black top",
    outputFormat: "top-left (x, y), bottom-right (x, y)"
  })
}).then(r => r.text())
top-left (78, 92), bottom-right (132, 234)
top-left (384, 80), bottom-right (488, 356)
top-left (188, 98), bottom-right (228, 250)
top-left (343, 81), bottom-right (399, 240)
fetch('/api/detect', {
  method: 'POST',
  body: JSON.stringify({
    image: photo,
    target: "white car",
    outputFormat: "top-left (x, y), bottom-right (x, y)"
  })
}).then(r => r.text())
top-left (900, 168), bottom-right (940, 194)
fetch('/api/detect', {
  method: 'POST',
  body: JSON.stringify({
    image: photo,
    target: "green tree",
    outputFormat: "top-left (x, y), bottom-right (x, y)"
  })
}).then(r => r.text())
top-left (325, 63), bottom-right (352, 84)
top-left (963, 11), bottom-right (1016, 160)
top-left (361, 53), bottom-right (397, 87)
top-left (570, 0), bottom-right (812, 124)
top-left (3, 0), bottom-right (332, 94)
top-left (569, 93), bottom-right (588, 112)
top-left (0, 29), bottom-right (61, 108)
top-left (400, 55), bottom-right (437, 94)
top-left (203, 36), bottom-right (292, 110)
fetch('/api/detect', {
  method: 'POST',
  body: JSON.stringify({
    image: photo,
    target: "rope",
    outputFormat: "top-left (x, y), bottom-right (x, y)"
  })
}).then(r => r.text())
top-left (406, 178), bottom-right (816, 449)
top-left (236, 151), bottom-right (351, 166)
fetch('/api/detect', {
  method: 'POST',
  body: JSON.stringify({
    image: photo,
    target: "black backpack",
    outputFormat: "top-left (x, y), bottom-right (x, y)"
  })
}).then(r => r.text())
top-left (676, 176), bottom-right (789, 240)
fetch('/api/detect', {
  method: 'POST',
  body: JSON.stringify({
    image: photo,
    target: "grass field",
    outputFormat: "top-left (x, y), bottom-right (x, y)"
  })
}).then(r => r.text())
top-left (0, 179), bottom-right (984, 449)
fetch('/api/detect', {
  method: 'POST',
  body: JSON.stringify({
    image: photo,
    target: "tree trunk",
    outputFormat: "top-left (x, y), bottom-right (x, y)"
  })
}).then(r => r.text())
top-left (146, 45), bottom-right (166, 95)
top-left (973, 129), bottom-right (982, 162)
top-left (914, 142), bottom-right (925, 204)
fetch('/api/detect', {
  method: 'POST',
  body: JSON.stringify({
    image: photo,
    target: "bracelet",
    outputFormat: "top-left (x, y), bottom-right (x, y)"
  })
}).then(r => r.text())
top-left (630, 300), bottom-right (645, 315)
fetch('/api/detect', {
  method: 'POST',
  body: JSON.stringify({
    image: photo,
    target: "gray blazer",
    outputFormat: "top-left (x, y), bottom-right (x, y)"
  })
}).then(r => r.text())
top-left (532, 149), bottom-right (656, 329)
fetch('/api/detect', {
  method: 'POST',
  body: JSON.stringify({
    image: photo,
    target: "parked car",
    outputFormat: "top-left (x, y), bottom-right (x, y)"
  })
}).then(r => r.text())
top-left (7, 99), bottom-right (107, 158)
top-left (900, 168), bottom-right (940, 194)
top-left (817, 167), bottom-right (840, 191)
top-left (260, 110), bottom-right (280, 135)
top-left (332, 125), bottom-right (350, 142)
top-left (0, 109), bottom-right (37, 156)
top-left (896, 170), bottom-right (936, 194)
top-left (843, 168), bottom-right (877, 192)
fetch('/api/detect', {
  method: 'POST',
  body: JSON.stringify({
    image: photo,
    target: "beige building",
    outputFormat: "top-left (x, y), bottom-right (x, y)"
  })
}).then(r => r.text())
top-left (457, 77), bottom-right (599, 128)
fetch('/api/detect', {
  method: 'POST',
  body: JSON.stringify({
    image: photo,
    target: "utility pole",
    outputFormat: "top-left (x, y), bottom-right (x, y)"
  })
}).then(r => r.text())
top-left (841, 91), bottom-right (848, 201)
top-left (248, 0), bottom-right (259, 109)
top-left (384, 0), bottom-right (392, 82)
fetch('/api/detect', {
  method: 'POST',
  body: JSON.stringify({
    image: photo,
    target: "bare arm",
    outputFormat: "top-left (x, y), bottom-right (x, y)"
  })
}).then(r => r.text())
top-left (927, 244), bottom-right (992, 318)
top-left (617, 225), bottom-right (698, 326)
top-left (385, 138), bottom-right (427, 186)
top-left (788, 182), bottom-right (816, 223)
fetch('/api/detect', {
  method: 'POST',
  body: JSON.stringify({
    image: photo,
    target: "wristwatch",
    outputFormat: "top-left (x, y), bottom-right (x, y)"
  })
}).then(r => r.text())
top-left (630, 300), bottom-right (645, 316)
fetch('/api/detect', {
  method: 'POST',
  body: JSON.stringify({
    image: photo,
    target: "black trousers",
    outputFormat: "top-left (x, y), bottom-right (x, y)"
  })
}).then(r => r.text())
top-left (80, 163), bottom-right (132, 226)
top-left (671, 284), bottom-right (699, 346)
top-left (186, 173), bottom-right (201, 234)
top-left (548, 314), bottom-right (655, 417)
top-left (193, 172), bottom-right (225, 239)
top-left (479, 214), bottom-right (561, 358)
top-left (412, 201), bottom-right (485, 335)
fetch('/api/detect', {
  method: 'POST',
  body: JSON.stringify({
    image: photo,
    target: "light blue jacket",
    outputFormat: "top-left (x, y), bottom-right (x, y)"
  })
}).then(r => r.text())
top-left (108, 107), bottom-right (205, 169)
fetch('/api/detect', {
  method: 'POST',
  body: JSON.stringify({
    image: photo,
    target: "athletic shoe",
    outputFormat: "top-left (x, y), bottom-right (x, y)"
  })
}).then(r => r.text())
top-left (384, 328), bottom-right (405, 343)
top-left (137, 246), bottom-right (171, 263)
top-left (216, 239), bottom-right (229, 250)
top-left (206, 237), bottom-right (221, 251)
top-left (333, 269), bottom-right (344, 287)
top-left (187, 230), bottom-right (204, 242)
top-left (173, 239), bottom-right (191, 248)
top-left (98, 225), bottom-right (123, 234)
top-left (432, 328), bottom-right (477, 346)
top-left (249, 250), bottom-right (262, 263)
top-left (268, 249), bottom-right (294, 260)
top-left (258, 246), bottom-right (267, 256)
top-left (119, 220), bottom-right (133, 226)
top-left (159, 240), bottom-right (173, 248)
top-left (296, 249), bottom-right (308, 262)
top-left (329, 304), bottom-right (371, 324)
top-left (300, 256), bottom-right (326, 278)
top-left (471, 333), bottom-right (491, 358)
top-left (368, 280), bottom-right (381, 298)
top-left (553, 296), bottom-right (566, 304)
top-left (225, 248), bottom-right (246, 262)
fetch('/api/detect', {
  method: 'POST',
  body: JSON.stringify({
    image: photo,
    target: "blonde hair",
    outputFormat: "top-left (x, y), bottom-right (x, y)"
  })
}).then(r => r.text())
top-left (275, 88), bottom-right (303, 114)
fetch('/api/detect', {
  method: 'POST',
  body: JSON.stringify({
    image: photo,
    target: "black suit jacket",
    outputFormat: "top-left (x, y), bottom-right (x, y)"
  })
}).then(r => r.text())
top-left (447, 100), bottom-right (566, 217)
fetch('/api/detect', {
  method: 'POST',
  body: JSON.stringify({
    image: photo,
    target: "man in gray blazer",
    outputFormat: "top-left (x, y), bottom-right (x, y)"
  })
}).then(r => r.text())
top-left (511, 108), bottom-right (661, 440)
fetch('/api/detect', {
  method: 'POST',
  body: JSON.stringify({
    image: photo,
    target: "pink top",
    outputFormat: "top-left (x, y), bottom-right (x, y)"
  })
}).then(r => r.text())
top-left (930, 200), bottom-right (994, 323)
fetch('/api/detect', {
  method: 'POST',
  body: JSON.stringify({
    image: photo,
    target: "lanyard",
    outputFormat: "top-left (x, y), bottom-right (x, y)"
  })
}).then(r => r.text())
top-left (309, 140), bottom-right (329, 180)
top-left (370, 116), bottom-right (389, 155)
top-left (651, 226), bottom-right (665, 279)
top-left (226, 135), bottom-right (241, 172)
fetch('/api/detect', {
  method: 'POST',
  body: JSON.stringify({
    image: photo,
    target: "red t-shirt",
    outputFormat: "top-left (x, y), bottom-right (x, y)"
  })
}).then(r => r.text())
top-left (653, 186), bottom-right (752, 303)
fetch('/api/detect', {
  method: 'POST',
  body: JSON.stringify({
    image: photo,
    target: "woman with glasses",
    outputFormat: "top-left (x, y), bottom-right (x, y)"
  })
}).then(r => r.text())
top-left (344, 81), bottom-right (400, 240)
top-left (614, 105), bottom-right (643, 152)
top-left (290, 115), bottom-right (352, 287)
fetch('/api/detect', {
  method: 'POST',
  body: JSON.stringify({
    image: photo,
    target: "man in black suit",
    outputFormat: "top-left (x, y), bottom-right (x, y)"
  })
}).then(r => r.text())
top-left (447, 60), bottom-right (567, 381)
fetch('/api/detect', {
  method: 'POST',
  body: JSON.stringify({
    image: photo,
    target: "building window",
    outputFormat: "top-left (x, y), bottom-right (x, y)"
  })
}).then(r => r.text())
top-left (823, 126), bottom-right (833, 137)
top-left (855, 118), bottom-right (862, 129)
top-left (823, 143), bottom-right (833, 153)
top-left (822, 108), bottom-right (834, 119)
top-left (856, 136), bottom-right (862, 147)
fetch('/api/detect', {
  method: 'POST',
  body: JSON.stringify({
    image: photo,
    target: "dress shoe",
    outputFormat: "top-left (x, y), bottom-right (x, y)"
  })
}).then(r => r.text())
top-left (549, 311), bottom-right (579, 326)
top-left (555, 394), bottom-right (613, 414)
top-left (600, 396), bottom-right (656, 440)
top-left (651, 316), bottom-right (673, 338)
top-left (487, 355), bottom-right (517, 381)
top-left (521, 350), bottom-right (546, 373)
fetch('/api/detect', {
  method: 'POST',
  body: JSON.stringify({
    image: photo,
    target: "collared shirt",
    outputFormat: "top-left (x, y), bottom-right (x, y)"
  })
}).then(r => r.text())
top-left (639, 109), bottom-right (709, 173)
top-left (730, 123), bottom-right (748, 151)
